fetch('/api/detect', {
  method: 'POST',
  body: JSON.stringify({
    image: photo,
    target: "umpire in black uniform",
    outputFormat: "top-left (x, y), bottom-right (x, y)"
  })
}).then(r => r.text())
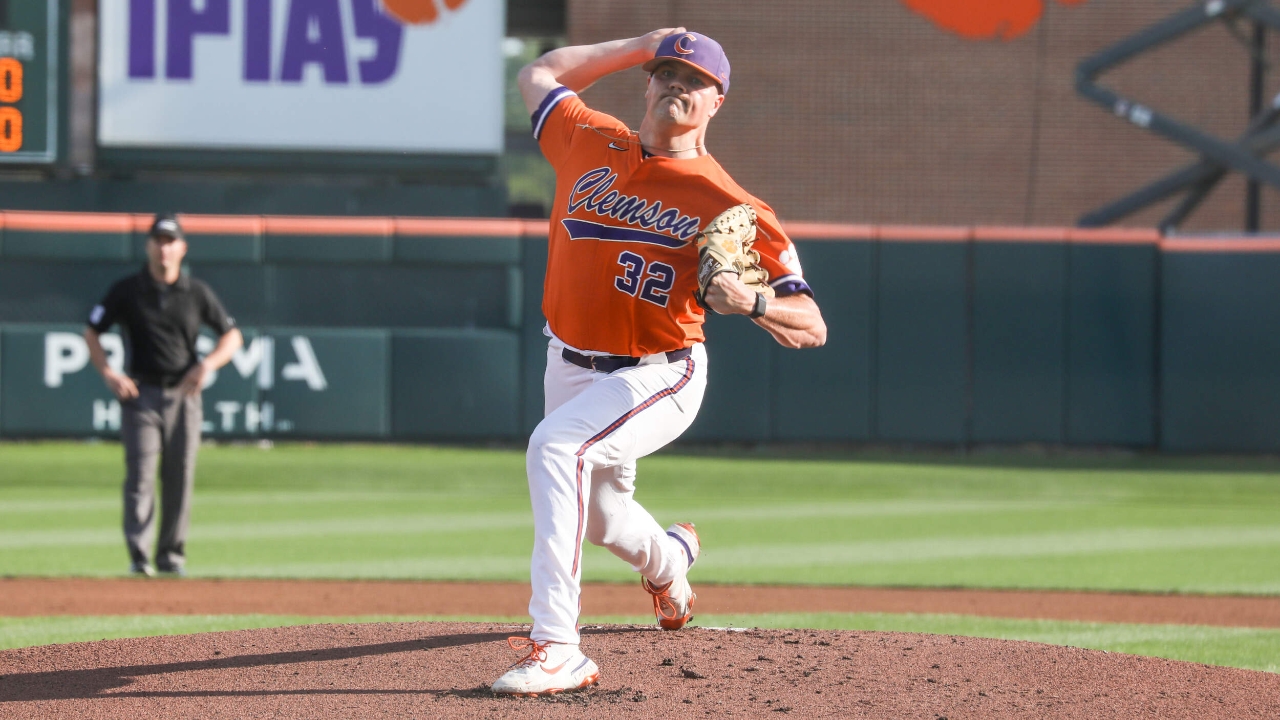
top-left (83, 214), bottom-right (243, 577)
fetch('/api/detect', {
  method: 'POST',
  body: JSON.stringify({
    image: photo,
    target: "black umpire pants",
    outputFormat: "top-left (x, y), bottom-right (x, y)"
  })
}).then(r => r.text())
top-left (121, 383), bottom-right (202, 570)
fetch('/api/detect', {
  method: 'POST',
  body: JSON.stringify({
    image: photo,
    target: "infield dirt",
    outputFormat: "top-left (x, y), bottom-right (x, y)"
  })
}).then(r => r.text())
top-left (2, 621), bottom-right (1278, 718)
top-left (5, 578), bottom-right (1280, 627)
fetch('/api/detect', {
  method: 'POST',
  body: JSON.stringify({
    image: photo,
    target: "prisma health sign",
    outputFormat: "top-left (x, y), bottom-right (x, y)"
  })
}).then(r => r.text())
top-left (0, 0), bottom-right (59, 164)
top-left (97, 0), bottom-right (502, 154)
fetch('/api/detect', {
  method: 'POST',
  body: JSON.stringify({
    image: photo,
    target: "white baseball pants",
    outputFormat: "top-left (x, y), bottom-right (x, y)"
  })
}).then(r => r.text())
top-left (527, 337), bottom-right (708, 644)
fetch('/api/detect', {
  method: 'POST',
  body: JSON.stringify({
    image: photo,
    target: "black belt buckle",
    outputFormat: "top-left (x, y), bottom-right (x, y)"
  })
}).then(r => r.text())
top-left (563, 347), bottom-right (690, 373)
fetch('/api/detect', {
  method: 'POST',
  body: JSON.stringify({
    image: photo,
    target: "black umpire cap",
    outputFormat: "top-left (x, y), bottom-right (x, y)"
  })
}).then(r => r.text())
top-left (149, 213), bottom-right (184, 240)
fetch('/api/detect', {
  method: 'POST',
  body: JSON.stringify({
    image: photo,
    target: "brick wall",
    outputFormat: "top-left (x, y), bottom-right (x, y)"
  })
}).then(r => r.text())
top-left (566, 0), bottom-right (1280, 231)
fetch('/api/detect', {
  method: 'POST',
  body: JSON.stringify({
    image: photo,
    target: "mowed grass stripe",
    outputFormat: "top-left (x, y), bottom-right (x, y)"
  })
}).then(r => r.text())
top-left (0, 513), bottom-right (533, 548)
top-left (0, 500), bottom-right (1100, 547)
top-left (3, 442), bottom-right (1279, 594)
top-left (0, 497), bottom-right (1091, 518)
top-left (709, 526), bottom-right (1280, 567)
top-left (0, 492), bottom-right (491, 514)
top-left (194, 556), bottom-right (533, 578)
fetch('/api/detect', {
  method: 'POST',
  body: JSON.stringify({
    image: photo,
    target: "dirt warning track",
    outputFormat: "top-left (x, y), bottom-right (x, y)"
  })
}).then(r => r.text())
top-left (3, 578), bottom-right (1280, 628)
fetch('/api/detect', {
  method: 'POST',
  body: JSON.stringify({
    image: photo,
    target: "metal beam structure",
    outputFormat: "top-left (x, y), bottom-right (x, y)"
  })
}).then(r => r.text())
top-left (1076, 0), bottom-right (1280, 230)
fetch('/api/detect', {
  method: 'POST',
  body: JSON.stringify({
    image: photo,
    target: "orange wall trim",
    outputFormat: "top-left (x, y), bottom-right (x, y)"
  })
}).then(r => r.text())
top-left (875, 225), bottom-right (972, 242)
top-left (394, 217), bottom-right (528, 237)
top-left (974, 226), bottom-right (1070, 243)
top-left (1163, 238), bottom-right (1280, 253)
top-left (264, 216), bottom-right (395, 237)
top-left (0, 210), bottom-right (1275, 251)
top-left (3, 211), bottom-right (135, 233)
top-left (781, 222), bottom-right (876, 241)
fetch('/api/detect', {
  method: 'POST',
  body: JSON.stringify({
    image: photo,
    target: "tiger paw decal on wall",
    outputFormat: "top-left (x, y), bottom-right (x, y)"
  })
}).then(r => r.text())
top-left (380, 0), bottom-right (469, 25)
top-left (901, 0), bottom-right (1087, 41)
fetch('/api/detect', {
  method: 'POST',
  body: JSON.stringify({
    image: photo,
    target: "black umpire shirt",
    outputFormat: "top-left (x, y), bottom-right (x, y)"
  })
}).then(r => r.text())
top-left (87, 267), bottom-right (236, 388)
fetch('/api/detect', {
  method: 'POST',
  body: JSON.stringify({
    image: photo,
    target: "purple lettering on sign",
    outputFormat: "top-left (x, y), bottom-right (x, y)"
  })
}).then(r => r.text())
top-left (280, 0), bottom-right (349, 84)
top-left (166, 0), bottom-right (230, 80)
top-left (351, 0), bottom-right (403, 84)
top-left (244, 0), bottom-right (271, 82)
top-left (128, 0), bottom-right (156, 79)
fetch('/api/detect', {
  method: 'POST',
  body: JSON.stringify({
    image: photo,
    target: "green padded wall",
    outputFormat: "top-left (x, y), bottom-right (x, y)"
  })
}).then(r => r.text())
top-left (190, 265), bottom-right (270, 327)
top-left (1, 325), bottom-right (121, 436)
top-left (1161, 250), bottom-right (1280, 452)
top-left (265, 235), bottom-right (393, 263)
top-left (267, 265), bottom-right (514, 328)
top-left (0, 324), bottom-right (391, 439)
top-left (260, 329), bottom-right (390, 438)
top-left (0, 262), bottom-right (135, 323)
top-left (685, 312), bottom-right (774, 441)
top-left (521, 236), bottom-right (550, 434)
top-left (971, 242), bottom-right (1067, 443)
top-left (1066, 244), bottom-right (1157, 446)
top-left (395, 236), bottom-right (521, 264)
top-left (391, 329), bottom-right (521, 439)
top-left (771, 240), bottom-right (873, 441)
top-left (875, 242), bottom-right (969, 443)
top-left (3, 230), bottom-right (133, 261)
top-left (196, 329), bottom-right (262, 435)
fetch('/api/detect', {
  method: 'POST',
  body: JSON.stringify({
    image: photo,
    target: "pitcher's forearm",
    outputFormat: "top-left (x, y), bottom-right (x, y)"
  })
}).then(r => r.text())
top-left (753, 295), bottom-right (828, 349)
top-left (518, 29), bottom-right (680, 112)
top-left (533, 37), bottom-right (654, 92)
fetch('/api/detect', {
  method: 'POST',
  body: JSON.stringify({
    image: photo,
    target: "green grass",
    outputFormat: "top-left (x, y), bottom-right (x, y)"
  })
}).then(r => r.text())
top-left (3, 613), bottom-right (1277, 673)
top-left (3, 441), bottom-right (1279, 594)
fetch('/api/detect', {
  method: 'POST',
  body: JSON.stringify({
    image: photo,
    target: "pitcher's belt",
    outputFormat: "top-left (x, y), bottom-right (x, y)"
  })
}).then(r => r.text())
top-left (562, 347), bottom-right (693, 374)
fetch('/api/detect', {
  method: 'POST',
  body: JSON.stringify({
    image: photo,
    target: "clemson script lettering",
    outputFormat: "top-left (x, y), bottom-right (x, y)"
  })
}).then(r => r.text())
top-left (568, 167), bottom-right (701, 241)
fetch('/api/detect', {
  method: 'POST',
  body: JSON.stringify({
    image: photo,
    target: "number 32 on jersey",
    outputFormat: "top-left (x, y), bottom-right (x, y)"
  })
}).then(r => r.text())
top-left (614, 251), bottom-right (675, 307)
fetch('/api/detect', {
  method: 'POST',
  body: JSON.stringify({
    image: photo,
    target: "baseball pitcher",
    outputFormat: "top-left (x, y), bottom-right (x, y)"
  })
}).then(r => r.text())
top-left (492, 28), bottom-right (828, 696)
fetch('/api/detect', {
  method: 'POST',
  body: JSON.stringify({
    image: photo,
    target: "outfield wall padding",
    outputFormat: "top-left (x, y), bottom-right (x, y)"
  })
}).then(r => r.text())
top-left (1066, 240), bottom-right (1158, 446)
top-left (1160, 239), bottom-right (1280, 453)
top-left (875, 230), bottom-right (970, 444)
top-left (0, 211), bottom-right (1272, 451)
top-left (971, 233), bottom-right (1068, 444)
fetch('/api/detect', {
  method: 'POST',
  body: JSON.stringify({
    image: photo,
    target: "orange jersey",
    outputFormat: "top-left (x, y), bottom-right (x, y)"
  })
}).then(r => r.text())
top-left (533, 87), bottom-right (810, 357)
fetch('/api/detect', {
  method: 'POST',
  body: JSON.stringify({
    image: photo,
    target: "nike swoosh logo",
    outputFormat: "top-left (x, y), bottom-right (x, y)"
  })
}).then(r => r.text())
top-left (608, 142), bottom-right (627, 151)
top-left (541, 659), bottom-right (570, 674)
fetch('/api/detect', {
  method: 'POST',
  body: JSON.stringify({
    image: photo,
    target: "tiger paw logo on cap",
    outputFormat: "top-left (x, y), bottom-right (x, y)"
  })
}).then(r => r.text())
top-left (901, 0), bottom-right (1087, 41)
top-left (380, 0), bottom-right (470, 25)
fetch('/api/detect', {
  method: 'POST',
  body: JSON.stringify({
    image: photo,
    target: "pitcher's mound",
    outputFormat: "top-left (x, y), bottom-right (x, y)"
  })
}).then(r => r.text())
top-left (1, 622), bottom-right (1276, 718)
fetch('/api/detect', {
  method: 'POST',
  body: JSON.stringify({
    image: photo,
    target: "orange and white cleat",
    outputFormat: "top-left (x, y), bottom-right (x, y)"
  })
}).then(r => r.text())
top-left (642, 522), bottom-right (701, 630)
top-left (490, 637), bottom-right (600, 697)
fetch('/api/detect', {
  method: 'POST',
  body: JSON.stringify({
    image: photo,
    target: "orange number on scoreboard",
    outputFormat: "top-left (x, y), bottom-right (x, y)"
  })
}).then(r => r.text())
top-left (0, 107), bottom-right (22, 152)
top-left (0, 58), bottom-right (21, 104)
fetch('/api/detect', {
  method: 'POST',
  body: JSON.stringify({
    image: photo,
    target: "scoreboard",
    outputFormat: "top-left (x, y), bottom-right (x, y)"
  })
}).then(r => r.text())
top-left (0, 0), bottom-right (57, 164)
